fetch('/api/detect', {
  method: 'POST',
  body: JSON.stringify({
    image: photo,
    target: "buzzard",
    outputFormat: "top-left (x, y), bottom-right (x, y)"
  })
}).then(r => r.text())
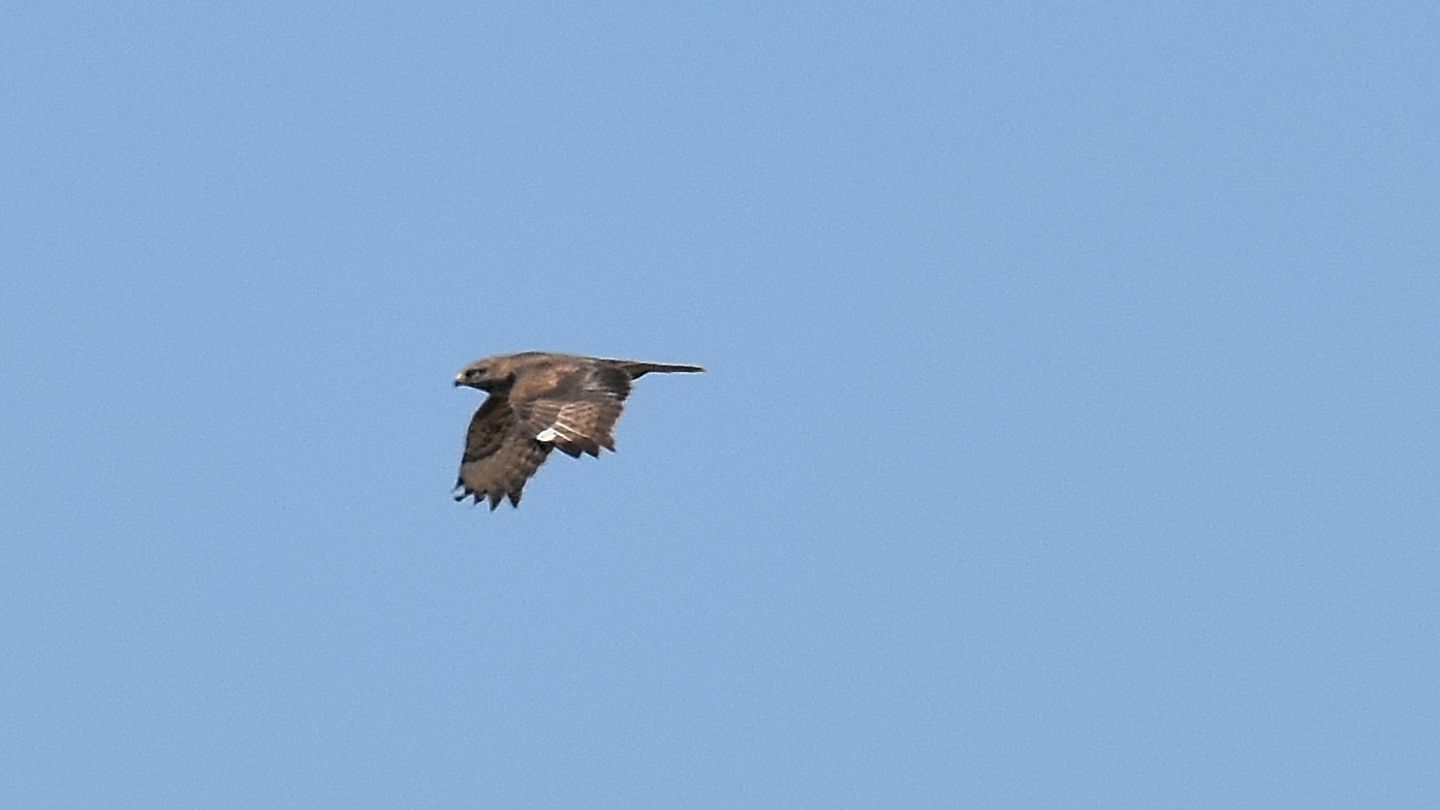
top-left (453, 352), bottom-right (704, 510)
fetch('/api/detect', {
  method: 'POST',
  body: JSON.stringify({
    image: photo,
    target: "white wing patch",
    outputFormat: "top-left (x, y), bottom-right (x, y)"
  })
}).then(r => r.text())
top-left (528, 399), bottom-right (618, 457)
top-left (535, 411), bottom-right (585, 443)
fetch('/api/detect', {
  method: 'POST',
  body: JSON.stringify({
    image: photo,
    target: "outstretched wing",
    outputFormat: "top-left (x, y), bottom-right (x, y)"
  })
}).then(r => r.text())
top-left (514, 362), bottom-right (632, 458)
top-left (455, 394), bottom-right (552, 509)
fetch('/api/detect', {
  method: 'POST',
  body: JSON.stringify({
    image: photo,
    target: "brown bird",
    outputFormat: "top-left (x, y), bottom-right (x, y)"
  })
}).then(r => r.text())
top-left (452, 352), bottom-right (704, 510)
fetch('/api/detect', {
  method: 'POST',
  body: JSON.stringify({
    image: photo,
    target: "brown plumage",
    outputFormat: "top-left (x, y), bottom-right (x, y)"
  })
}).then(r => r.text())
top-left (453, 352), bottom-right (704, 510)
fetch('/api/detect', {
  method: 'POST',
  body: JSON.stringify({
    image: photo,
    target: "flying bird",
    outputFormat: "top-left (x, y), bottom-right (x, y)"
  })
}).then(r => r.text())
top-left (453, 352), bottom-right (704, 510)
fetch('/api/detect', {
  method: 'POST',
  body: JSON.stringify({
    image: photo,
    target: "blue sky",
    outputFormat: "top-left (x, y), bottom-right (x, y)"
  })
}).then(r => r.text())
top-left (3, 1), bottom-right (1438, 806)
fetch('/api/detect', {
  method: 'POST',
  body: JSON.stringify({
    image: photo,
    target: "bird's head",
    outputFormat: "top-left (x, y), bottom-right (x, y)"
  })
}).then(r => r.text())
top-left (453, 357), bottom-right (515, 392)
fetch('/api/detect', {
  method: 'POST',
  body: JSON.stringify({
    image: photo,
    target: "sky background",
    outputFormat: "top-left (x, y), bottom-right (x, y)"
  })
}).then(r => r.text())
top-left (3, 1), bottom-right (1438, 807)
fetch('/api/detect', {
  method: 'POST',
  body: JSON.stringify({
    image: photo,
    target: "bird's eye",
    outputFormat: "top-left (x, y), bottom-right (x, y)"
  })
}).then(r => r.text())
top-left (470, 368), bottom-right (485, 377)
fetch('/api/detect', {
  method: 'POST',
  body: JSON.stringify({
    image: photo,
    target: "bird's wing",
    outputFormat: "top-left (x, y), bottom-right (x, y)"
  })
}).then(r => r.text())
top-left (513, 362), bottom-right (632, 458)
top-left (455, 393), bottom-right (552, 509)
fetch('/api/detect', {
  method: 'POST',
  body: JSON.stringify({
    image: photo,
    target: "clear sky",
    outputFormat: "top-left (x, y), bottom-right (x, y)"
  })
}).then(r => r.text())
top-left (3, 1), bottom-right (1437, 807)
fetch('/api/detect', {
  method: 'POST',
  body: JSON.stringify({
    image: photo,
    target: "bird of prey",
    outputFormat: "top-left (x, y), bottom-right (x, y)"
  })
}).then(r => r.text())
top-left (452, 351), bottom-right (704, 510)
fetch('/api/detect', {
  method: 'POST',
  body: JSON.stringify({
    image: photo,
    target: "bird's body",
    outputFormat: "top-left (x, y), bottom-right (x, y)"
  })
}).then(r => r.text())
top-left (453, 352), bottom-right (703, 510)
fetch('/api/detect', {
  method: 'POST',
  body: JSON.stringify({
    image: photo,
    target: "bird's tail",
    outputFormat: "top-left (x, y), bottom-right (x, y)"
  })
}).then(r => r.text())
top-left (612, 360), bottom-right (705, 378)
